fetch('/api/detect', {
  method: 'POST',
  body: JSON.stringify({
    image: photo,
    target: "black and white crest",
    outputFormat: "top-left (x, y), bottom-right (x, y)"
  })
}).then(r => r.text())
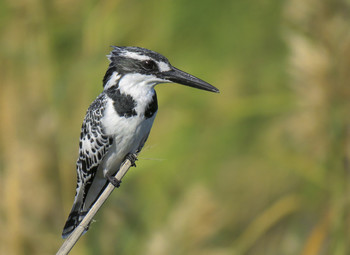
top-left (102, 46), bottom-right (172, 88)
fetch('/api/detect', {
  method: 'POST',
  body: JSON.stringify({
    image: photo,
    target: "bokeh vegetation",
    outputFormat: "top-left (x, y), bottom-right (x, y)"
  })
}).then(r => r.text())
top-left (1, 0), bottom-right (350, 254)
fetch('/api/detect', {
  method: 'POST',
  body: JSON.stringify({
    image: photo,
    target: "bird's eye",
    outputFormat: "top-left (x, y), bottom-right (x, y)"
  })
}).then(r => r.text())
top-left (143, 60), bottom-right (158, 71)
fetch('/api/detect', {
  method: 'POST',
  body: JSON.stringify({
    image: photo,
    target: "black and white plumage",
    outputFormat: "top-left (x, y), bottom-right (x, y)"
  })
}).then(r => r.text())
top-left (62, 46), bottom-right (219, 238)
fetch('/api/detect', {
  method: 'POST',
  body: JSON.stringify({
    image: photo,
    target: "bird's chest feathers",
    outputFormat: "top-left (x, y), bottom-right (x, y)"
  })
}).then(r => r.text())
top-left (102, 87), bottom-right (157, 137)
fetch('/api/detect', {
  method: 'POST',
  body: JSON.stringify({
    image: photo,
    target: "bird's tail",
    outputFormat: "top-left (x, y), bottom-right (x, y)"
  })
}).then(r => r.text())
top-left (61, 197), bottom-right (86, 239)
top-left (62, 178), bottom-right (91, 239)
top-left (62, 178), bottom-right (109, 238)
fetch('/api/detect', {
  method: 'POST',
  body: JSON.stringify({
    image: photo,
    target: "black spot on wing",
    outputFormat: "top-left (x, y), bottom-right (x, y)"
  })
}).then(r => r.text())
top-left (106, 86), bottom-right (137, 118)
top-left (144, 92), bottom-right (158, 119)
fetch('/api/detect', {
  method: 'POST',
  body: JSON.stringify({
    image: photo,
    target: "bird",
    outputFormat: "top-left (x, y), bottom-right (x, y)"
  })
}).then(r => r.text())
top-left (62, 46), bottom-right (219, 238)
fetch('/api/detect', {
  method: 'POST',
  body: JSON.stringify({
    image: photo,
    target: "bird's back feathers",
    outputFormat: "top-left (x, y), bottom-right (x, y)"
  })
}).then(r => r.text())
top-left (62, 94), bottom-right (113, 238)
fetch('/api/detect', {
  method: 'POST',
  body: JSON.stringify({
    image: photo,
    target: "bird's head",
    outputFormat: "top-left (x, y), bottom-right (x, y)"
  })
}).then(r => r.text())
top-left (102, 46), bottom-right (219, 93)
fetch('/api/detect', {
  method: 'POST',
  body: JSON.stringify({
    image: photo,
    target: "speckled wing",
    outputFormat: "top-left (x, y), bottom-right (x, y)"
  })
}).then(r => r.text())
top-left (62, 93), bottom-right (113, 238)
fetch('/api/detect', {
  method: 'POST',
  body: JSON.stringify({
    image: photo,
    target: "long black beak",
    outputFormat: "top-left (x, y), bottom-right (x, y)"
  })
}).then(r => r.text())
top-left (160, 67), bottom-right (219, 93)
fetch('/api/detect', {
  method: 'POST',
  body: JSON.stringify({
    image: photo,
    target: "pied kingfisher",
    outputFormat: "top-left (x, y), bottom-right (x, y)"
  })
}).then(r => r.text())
top-left (62, 46), bottom-right (219, 238)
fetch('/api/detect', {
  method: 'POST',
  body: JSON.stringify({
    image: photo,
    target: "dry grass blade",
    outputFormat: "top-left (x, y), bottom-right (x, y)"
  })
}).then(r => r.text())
top-left (56, 157), bottom-right (135, 255)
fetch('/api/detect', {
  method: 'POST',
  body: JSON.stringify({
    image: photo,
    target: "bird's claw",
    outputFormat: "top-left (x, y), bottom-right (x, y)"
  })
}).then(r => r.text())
top-left (126, 153), bottom-right (138, 167)
top-left (107, 175), bottom-right (122, 188)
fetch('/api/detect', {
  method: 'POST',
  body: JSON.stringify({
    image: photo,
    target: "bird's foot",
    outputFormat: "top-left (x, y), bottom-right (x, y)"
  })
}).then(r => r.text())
top-left (107, 175), bottom-right (122, 188)
top-left (125, 153), bottom-right (138, 167)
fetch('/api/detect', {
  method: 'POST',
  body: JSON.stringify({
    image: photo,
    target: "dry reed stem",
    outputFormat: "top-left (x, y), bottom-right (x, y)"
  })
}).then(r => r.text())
top-left (56, 157), bottom-right (135, 255)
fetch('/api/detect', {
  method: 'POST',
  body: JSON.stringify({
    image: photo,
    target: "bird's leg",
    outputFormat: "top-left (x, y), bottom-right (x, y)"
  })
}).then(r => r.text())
top-left (106, 174), bottom-right (122, 188)
top-left (125, 153), bottom-right (138, 167)
top-left (106, 154), bottom-right (137, 187)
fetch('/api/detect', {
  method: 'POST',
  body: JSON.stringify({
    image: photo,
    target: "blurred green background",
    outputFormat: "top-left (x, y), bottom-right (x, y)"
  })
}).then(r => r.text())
top-left (1, 0), bottom-right (350, 254)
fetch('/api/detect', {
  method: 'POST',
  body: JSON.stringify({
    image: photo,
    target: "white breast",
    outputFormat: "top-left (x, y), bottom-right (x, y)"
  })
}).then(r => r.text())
top-left (100, 98), bottom-right (157, 176)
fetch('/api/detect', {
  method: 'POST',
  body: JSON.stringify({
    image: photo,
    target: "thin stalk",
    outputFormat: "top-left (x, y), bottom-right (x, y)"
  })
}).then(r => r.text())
top-left (56, 157), bottom-right (135, 255)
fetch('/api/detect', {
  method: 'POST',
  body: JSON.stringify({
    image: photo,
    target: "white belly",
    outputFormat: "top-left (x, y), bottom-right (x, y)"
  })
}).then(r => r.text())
top-left (100, 99), bottom-right (156, 176)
